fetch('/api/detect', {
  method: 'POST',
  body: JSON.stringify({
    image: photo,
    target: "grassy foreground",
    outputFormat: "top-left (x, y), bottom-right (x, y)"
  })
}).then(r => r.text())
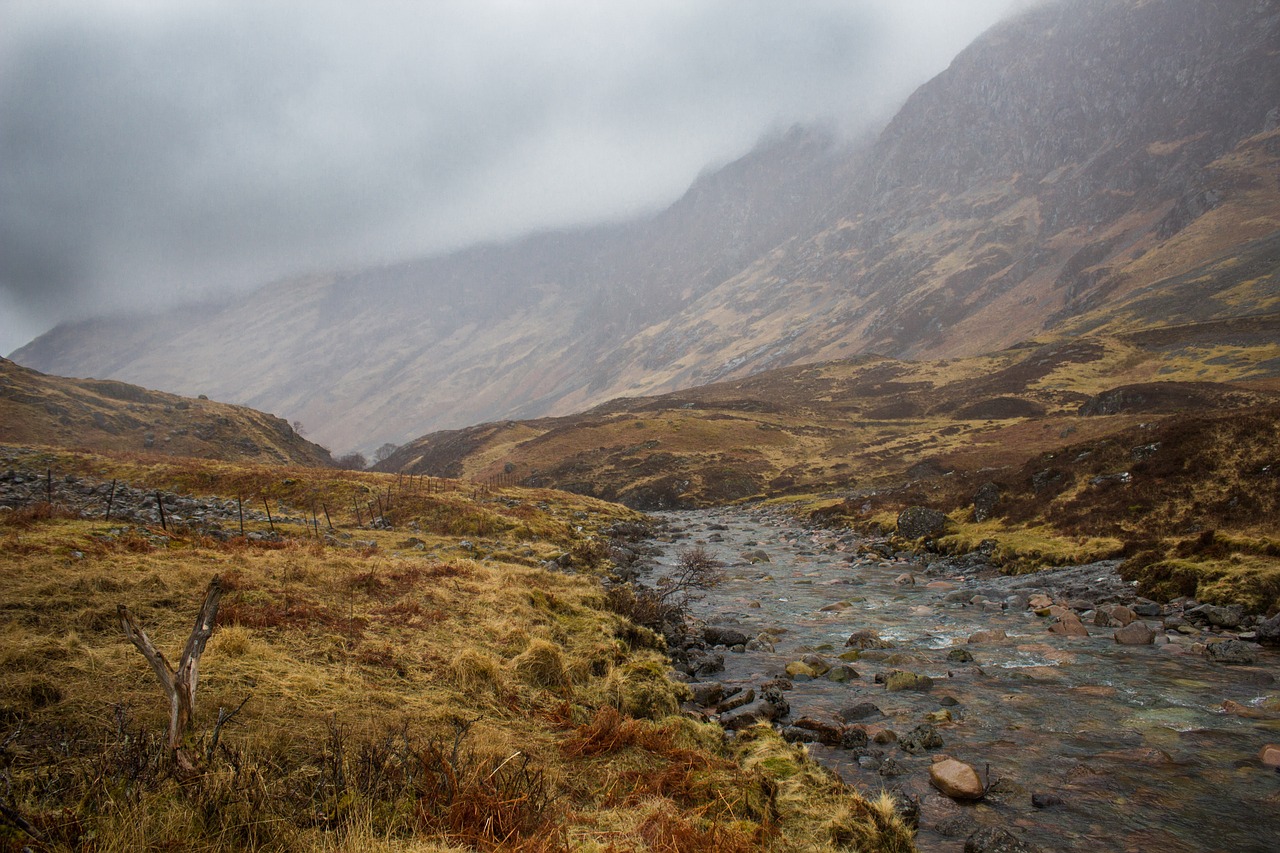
top-left (0, 447), bottom-right (912, 851)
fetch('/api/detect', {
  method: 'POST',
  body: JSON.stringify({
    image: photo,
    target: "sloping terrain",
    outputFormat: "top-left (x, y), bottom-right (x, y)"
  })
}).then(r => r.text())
top-left (376, 321), bottom-right (1280, 511)
top-left (14, 0), bottom-right (1280, 454)
top-left (0, 357), bottom-right (333, 466)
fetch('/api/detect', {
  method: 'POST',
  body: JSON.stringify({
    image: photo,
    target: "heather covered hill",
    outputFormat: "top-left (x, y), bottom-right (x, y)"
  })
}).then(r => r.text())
top-left (14, 0), bottom-right (1280, 456)
top-left (0, 357), bottom-right (332, 466)
top-left (373, 320), bottom-right (1280, 508)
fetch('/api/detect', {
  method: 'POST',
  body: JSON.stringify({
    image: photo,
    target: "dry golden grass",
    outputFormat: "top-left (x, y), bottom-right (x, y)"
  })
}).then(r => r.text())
top-left (0, 448), bottom-right (910, 851)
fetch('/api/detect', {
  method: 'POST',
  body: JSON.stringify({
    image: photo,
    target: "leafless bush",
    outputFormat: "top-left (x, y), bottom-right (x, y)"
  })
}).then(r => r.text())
top-left (607, 545), bottom-right (723, 638)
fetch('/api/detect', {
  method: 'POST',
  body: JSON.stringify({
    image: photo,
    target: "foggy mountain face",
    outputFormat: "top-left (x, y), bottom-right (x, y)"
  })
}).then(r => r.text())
top-left (11, 0), bottom-right (1280, 458)
top-left (0, 0), bottom-right (1019, 354)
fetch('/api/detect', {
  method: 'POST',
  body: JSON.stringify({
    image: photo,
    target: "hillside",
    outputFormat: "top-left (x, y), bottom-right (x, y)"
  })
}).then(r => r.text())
top-left (0, 357), bottom-right (333, 466)
top-left (376, 319), bottom-right (1280, 508)
top-left (13, 0), bottom-right (1280, 456)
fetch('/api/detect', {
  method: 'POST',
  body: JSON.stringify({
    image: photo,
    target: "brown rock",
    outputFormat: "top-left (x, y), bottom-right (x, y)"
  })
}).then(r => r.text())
top-left (1113, 622), bottom-right (1155, 645)
top-left (968, 629), bottom-right (1008, 644)
top-left (1260, 744), bottom-right (1280, 768)
top-left (1028, 593), bottom-right (1053, 610)
top-left (930, 758), bottom-right (985, 800)
top-left (1109, 605), bottom-right (1138, 626)
top-left (1048, 613), bottom-right (1089, 637)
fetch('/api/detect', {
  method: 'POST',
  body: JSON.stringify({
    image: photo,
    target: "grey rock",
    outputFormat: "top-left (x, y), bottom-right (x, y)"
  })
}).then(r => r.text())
top-left (718, 699), bottom-right (779, 730)
top-left (899, 723), bottom-right (944, 754)
top-left (896, 506), bottom-right (950, 540)
top-left (1206, 639), bottom-right (1259, 665)
top-left (838, 702), bottom-right (884, 722)
top-left (1257, 613), bottom-right (1280, 645)
top-left (687, 682), bottom-right (724, 706)
top-left (972, 482), bottom-right (1001, 522)
top-left (704, 625), bottom-right (749, 647)
top-left (965, 827), bottom-right (1042, 853)
top-left (1189, 603), bottom-right (1244, 629)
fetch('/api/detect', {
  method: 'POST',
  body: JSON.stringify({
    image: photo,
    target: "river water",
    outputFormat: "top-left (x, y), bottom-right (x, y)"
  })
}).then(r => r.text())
top-left (647, 508), bottom-right (1280, 853)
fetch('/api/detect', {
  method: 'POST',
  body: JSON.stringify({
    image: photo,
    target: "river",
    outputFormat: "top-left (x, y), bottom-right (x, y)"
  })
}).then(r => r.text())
top-left (645, 507), bottom-right (1280, 852)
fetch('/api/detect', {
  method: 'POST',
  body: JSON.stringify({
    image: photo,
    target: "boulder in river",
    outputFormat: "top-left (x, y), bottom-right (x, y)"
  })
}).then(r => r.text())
top-left (719, 699), bottom-right (778, 730)
top-left (703, 625), bottom-right (749, 647)
top-left (838, 702), bottom-right (884, 722)
top-left (968, 629), bottom-right (1007, 644)
top-left (930, 758), bottom-right (985, 800)
top-left (947, 647), bottom-right (975, 663)
top-left (1256, 612), bottom-right (1280, 645)
top-left (1048, 613), bottom-right (1089, 637)
top-left (899, 723), bottom-right (944, 754)
top-left (715, 688), bottom-right (755, 713)
top-left (1188, 603), bottom-right (1244, 628)
top-left (845, 628), bottom-right (894, 650)
top-left (896, 506), bottom-right (951, 540)
top-left (1260, 744), bottom-right (1280, 769)
top-left (964, 827), bottom-right (1042, 853)
top-left (801, 653), bottom-right (831, 675)
top-left (1114, 622), bottom-right (1156, 645)
top-left (884, 670), bottom-right (934, 692)
top-left (1206, 639), bottom-right (1259, 665)
top-left (785, 660), bottom-right (817, 679)
top-left (792, 716), bottom-right (844, 746)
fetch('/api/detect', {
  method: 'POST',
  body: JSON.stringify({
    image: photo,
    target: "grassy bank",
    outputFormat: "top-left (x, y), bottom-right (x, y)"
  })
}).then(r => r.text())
top-left (0, 449), bottom-right (913, 851)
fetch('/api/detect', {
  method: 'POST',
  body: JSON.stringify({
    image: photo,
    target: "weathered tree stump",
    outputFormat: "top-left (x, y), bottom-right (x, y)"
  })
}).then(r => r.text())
top-left (118, 575), bottom-right (222, 773)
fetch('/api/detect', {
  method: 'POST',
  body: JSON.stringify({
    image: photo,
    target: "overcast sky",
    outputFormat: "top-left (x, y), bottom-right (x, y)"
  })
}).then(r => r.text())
top-left (0, 0), bottom-right (1022, 356)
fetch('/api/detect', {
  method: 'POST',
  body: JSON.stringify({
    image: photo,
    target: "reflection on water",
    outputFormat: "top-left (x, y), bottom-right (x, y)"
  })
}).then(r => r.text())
top-left (649, 509), bottom-right (1280, 853)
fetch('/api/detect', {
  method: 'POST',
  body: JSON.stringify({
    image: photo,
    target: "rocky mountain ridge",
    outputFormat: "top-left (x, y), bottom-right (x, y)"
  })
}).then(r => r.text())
top-left (12, 0), bottom-right (1280, 455)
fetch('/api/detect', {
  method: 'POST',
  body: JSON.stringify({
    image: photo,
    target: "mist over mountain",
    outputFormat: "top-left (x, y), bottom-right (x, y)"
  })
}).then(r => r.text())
top-left (12, 0), bottom-right (1280, 456)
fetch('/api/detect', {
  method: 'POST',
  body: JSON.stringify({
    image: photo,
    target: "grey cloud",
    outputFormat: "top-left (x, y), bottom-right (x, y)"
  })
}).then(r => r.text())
top-left (0, 0), bottom-right (1019, 354)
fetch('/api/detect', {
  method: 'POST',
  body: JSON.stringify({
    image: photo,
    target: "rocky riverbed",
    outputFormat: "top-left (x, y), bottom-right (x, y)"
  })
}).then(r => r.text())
top-left (642, 507), bottom-right (1280, 853)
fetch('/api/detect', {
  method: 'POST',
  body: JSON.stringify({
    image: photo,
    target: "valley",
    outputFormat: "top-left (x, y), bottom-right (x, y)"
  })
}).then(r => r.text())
top-left (2, 1), bottom-right (1279, 850)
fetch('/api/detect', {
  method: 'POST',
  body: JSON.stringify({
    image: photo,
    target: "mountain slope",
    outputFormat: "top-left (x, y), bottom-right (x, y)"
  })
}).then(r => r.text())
top-left (374, 320), bottom-right (1280, 508)
top-left (13, 0), bottom-right (1280, 454)
top-left (0, 357), bottom-right (333, 465)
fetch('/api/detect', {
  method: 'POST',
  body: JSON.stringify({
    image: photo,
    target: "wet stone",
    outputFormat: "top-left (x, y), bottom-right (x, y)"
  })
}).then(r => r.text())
top-left (1031, 792), bottom-right (1064, 809)
top-left (899, 723), bottom-right (944, 754)
top-left (839, 702), bottom-right (884, 722)
top-left (930, 758), bottom-right (985, 801)
top-left (884, 670), bottom-right (934, 692)
top-left (1114, 621), bottom-right (1156, 645)
top-left (846, 628), bottom-right (894, 650)
top-left (964, 827), bottom-right (1043, 853)
top-left (703, 625), bottom-right (749, 647)
top-left (1206, 639), bottom-right (1259, 665)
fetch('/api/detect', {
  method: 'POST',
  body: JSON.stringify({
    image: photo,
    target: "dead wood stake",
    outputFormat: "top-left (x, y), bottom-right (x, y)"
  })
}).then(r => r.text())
top-left (118, 575), bottom-right (223, 772)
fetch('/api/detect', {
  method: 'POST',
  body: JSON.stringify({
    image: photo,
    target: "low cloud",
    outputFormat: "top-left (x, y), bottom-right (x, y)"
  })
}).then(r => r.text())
top-left (0, 0), bottom-right (1019, 354)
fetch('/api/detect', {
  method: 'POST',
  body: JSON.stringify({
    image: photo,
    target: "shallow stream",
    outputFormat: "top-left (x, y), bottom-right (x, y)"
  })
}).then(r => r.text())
top-left (648, 508), bottom-right (1280, 852)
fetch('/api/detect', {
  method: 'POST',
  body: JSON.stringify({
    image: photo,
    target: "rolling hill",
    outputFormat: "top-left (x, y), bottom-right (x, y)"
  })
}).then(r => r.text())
top-left (0, 356), bottom-right (333, 466)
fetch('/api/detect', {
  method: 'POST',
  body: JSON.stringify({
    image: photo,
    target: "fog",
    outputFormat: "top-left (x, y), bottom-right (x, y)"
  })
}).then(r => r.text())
top-left (0, 0), bottom-right (1022, 355)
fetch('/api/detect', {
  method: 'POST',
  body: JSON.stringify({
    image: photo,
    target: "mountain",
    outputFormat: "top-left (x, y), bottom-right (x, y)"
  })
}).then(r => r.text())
top-left (0, 357), bottom-right (333, 466)
top-left (13, 0), bottom-right (1280, 455)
